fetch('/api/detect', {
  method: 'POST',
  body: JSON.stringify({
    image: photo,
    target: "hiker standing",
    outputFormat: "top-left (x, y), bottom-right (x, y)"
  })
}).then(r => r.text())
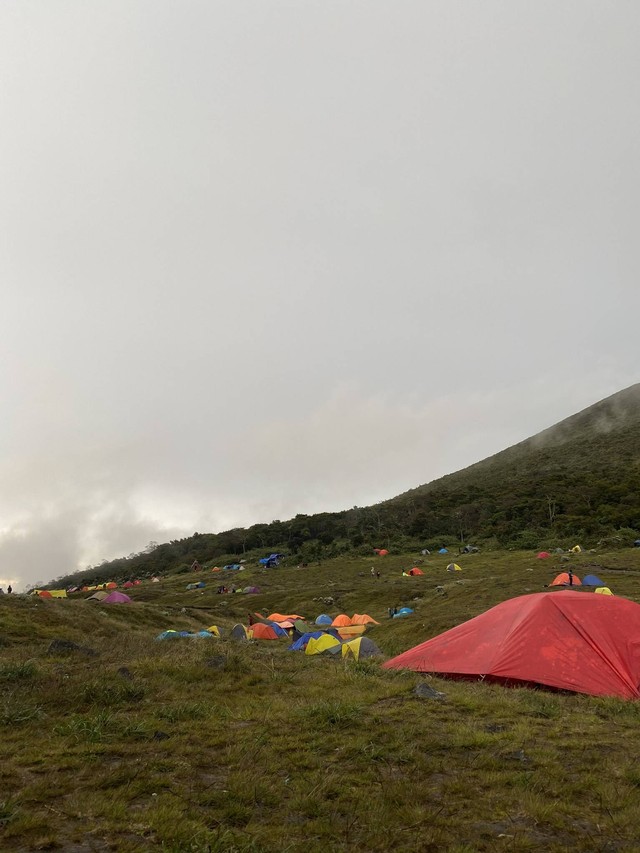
top-left (371, 567), bottom-right (375, 577)
top-left (7, 585), bottom-right (12, 594)
top-left (568, 569), bottom-right (574, 586)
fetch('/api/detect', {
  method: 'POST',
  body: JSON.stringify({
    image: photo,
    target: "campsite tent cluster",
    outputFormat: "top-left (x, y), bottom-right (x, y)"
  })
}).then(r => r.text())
top-left (549, 572), bottom-right (613, 595)
top-left (156, 611), bottom-right (383, 661)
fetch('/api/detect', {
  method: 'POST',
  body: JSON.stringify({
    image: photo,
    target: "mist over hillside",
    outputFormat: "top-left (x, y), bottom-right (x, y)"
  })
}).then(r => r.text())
top-left (47, 384), bottom-right (640, 589)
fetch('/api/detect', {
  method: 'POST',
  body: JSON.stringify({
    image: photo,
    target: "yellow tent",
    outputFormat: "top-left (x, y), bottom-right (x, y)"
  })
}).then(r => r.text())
top-left (570, 545), bottom-right (582, 553)
top-left (306, 635), bottom-right (342, 656)
top-left (447, 563), bottom-right (462, 572)
top-left (87, 591), bottom-right (108, 601)
top-left (595, 587), bottom-right (613, 595)
top-left (206, 625), bottom-right (221, 637)
top-left (341, 637), bottom-right (382, 660)
top-left (336, 625), bottom-right (367, 638)
top-left (33, 589), bottom-right (67, 598)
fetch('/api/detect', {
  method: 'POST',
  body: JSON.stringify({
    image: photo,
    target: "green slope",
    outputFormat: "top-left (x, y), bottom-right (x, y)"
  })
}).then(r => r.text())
top-left (388, 382), bottom-right (640, 544)
top-left (5, 547), bottom-right (640, 851)
top-left (49, 384), bottom-right (640, 589)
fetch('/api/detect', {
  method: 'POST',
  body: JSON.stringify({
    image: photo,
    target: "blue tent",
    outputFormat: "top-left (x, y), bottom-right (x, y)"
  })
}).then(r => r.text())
top-left (393, 607), bottom-right (414, 618)
top-left (259, 553), bottom-right (284, 568)
top-left (439, 548), bottom-right (449, 555)
top-left (288, 631), bottom-right (324, 651)
top-left (635, 540), bottom-right (640, 548)
top-left (156, 630), bottom-right (214, 640)
top-left (582, 574), bottom-right (605, 586)
top-left (223, 564), bottom-right (242, 571)
top-left (263, 621), bottom-right (288, 637)
top-left (315, 614), bottom-right (332, 625)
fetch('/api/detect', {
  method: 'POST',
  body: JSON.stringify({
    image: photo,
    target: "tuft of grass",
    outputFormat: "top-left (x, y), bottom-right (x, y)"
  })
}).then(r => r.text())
top-left (299, 699), bottom-right (362, 729)
top-left (55, 710), bottom-right (116, 743)
top-left (79, 679), bottom-right (145, 707)
top-left (156, 702), bottom-right (210, 722)
top-left (0, 661), bottom-right (37, 683)
top-left (0, 700), bottom-right (42, 726)
top-left (0, 798), bottom-right (17, 827)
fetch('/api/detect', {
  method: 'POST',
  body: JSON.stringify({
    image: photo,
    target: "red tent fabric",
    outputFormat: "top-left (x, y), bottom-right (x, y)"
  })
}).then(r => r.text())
top-left (408, 568), bottom-right (424, 576)
top-left (383, 591), bottom-right (640, 699)
top-left (537, 552), bottom-right (551, 559)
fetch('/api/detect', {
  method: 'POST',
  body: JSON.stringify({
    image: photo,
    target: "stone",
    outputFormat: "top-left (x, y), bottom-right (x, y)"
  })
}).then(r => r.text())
top-left (414, 682), bottom-right (446, 700)
top-left (46, 639), bottom-right (98, 657)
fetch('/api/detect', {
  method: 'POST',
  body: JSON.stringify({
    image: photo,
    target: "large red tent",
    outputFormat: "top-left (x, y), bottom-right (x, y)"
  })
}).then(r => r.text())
top-left (384, 591), bottom-right (640, 699)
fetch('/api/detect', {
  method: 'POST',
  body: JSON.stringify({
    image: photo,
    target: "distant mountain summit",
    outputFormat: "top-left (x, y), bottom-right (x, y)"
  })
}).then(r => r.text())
top-left (49, 384), bottom-right (640, 588)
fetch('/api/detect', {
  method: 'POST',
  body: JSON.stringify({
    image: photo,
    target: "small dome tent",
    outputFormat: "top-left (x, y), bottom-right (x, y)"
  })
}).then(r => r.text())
top-left (342, 637), bottom-right (382, 661)
top-left (550, 573), bottom-right (581, 587)
top-left (231, 624), bottom-right (249, 641)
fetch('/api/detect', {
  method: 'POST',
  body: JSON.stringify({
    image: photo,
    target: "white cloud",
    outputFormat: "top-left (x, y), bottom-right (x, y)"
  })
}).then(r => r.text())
top-left (0, 1), bottom-right (638, 588)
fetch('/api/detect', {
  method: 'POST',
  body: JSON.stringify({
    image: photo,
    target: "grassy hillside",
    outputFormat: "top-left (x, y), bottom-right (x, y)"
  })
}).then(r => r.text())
top-left (390, 382), bottom-right (640, 544)
top-left (48, 383), bottom-right (640, 592)
top-left (4, 546), bottom-right (640, 851)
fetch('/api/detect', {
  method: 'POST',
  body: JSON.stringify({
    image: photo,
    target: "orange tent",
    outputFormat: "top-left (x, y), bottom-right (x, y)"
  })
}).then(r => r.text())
top-left (267, 613), bottom-right (303, 622)
top-left (332, 614), bottom-right (352, 627)
top-left (379, 549), bottom-right (389, 556)
top-left (408, 568), bottom-right (424, 576)
top-left (106, 582), bottom-right (118, 589)
top-left (37, 590), bottom-right (52, 598)
top-left (550, 573), bottom-right (582, 587)
top-left (251, 623), bottom-right (281, 640)
top-left (351, 614), bottom-right (380, 625)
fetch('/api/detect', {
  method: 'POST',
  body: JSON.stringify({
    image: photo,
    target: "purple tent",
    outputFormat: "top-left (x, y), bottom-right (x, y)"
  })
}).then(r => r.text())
top-left (102, 591), bottom-right (132, 604)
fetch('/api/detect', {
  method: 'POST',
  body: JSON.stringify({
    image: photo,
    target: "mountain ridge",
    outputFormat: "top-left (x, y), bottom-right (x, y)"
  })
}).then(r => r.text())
top-left (46, 383), bottom-right (640, 588)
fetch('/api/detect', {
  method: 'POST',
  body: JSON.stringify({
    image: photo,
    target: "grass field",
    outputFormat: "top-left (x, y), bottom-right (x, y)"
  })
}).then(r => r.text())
top-left (2, 547), bottom-right (640, 851)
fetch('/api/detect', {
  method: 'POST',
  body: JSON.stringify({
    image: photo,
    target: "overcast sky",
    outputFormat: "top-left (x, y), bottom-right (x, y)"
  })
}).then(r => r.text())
top-left (1, 1), bottom-right (638, 590)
